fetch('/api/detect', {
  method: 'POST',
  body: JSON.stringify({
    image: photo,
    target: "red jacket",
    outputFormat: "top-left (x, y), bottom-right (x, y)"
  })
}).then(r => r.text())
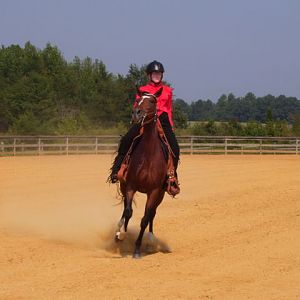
top-left (135, 82), bottom-right (174, 127)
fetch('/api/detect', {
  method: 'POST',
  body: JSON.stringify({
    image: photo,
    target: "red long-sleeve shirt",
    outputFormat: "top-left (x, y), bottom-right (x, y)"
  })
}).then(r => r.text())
top-left (135, 82), bottom-right (174, 127)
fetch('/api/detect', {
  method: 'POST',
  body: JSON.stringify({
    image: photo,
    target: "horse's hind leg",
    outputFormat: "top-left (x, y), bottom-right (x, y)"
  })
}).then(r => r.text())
top-left (133, 208), bottom-right (154, 258)
top-left (149, 190), bottom-right (164, 236)
top-left (149, 210), bottom-right (156, 234)
top-left (147, 191), bottom-right (165, 250)
top-left (133, 190), bottom-right (164, 258)
top-left (143, 209), bottom-right (157, 253)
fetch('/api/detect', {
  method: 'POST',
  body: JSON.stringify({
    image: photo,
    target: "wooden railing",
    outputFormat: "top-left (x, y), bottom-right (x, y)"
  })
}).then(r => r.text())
top-left (0, 136), bottom-right (299, 156)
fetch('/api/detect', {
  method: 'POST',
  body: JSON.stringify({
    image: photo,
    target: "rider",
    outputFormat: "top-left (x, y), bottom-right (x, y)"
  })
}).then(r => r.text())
top-left (108, 60), bottom-right (180, 192)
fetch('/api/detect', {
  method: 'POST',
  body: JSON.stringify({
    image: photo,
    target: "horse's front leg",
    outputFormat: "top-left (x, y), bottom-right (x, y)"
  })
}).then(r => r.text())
top-left (124, 189), bottom-right (135, 232)
top-left (115, 188), bottom-right (135, 242)
top-left (115, 217), bottom-right (125, 241)
top-left (115, 197), bottom-right (126, 241)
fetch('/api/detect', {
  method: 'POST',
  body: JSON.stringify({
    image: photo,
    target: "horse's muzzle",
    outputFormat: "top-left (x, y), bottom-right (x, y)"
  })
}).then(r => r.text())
top-left (131, 108), bottom-right (144, 124)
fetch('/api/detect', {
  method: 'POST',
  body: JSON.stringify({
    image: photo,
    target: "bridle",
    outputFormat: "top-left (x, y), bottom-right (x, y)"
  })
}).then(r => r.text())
top-left (135, 93), bottom-right (157, 126)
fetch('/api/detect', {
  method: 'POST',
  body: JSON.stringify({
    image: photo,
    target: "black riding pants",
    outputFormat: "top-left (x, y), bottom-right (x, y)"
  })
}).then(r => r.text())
top-left (117, 112), bottom-right (180, 169)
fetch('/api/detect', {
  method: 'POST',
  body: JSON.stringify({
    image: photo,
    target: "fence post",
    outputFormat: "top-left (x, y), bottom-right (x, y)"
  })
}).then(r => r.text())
top-left (225, 138), bottom-right (228, 155)
top-left (296, 138), bottom-right (299, 155)
top-left (260, 139), bottom-right (262, 155)
top-left (191, 136), bottom-right (194, 155)
top-left (13, 138), bottom-right (16, 156)
top-left (66, 137), bottom-right (69, 155)
top-left (38, 138), bottom-right (41, 155)
top-left (95, 137), bottom-right (98, 154)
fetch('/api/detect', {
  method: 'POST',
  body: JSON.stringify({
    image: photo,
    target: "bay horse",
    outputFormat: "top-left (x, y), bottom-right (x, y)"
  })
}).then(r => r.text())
top-left (115, 87), bottom-right (168, 258)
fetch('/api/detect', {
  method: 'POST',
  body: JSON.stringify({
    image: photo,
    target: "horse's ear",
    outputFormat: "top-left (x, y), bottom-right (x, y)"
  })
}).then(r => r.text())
top-left (136, 85), bottom-right (142, 97)
top-left (154, 87), bottom-right (163, 98)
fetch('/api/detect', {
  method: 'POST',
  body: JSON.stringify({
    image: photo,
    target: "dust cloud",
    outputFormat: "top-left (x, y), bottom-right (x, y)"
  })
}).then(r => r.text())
top-left (0, 196), bottom-right (119, 248)
top-left (106, 229), bottom-right (172, 256)
top-left (0, 192), bottom-right (171, 254)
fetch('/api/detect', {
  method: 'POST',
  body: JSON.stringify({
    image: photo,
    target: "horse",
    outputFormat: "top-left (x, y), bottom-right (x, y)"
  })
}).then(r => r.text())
top-left (115, 87), bottom-right (168, 258)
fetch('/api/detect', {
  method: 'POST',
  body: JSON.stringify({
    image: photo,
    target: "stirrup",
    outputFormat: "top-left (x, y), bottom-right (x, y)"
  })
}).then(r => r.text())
top-left (166, 174), bottom-right (180, 197)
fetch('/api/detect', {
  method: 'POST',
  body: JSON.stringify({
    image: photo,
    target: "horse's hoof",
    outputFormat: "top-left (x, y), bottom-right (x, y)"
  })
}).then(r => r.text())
top-left (115, 231), bottom-right (125, 242)
top-left (132, 252), bottom-right (142, 259)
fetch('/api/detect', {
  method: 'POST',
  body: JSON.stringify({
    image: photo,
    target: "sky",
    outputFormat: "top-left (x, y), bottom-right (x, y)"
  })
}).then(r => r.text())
top-left (1, 0), bottom-right (300, 102)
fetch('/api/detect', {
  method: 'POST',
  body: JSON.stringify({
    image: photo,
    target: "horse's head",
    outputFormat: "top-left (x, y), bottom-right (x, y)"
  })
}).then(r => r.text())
top-left (132, 87), bottom-right (163, 125)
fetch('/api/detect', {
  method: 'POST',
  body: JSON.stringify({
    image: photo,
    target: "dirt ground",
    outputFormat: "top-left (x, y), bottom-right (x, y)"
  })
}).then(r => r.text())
top-left (0, 154), bottom-right (300, 300)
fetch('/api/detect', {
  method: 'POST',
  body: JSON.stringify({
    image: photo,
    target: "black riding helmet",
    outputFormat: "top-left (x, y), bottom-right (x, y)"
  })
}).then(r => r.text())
top-left (146, 60), bottom-right (165, 74)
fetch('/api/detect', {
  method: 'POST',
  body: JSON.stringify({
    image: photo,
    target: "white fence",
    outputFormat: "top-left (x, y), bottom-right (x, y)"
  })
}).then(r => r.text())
top-left (0, 136), bottom-right (300, 156)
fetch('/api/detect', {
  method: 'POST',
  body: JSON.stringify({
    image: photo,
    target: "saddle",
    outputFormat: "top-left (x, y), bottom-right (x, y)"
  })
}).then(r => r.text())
top-left (117, 120), bottom-right (180, 197)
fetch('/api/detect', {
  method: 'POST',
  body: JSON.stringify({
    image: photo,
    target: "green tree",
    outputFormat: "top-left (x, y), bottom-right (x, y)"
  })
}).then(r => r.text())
top-left (244, 121), bottom-right (266, 136)
top-left (173, 102), bottom-right (188, 129)
top-left (225, 119), bottom-right (244, 136)
top-left (291, 115), bottom-right (300, 136)
top-left (191, 122), bottom-right (206, 135)
top-left (9, 111), bottom-right (41, 135)
top-left (126, 63), bottom-right (147, 88)
top-left (2, 42), bottom-right (300, 136)
top-left (205, 120), bottom-right (218, 135)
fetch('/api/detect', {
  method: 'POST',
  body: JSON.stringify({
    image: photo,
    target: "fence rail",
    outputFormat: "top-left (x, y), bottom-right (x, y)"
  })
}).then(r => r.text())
top-left (0, 135), bottom-right (300, 156)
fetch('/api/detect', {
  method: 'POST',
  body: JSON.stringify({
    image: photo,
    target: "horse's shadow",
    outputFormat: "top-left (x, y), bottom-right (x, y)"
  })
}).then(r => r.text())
top-left (104, 229), bottom-right (172, 258)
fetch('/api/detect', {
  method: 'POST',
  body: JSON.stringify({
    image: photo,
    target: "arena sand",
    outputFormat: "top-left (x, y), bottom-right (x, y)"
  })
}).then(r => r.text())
top-left (0, 155), bottom-right (300, 299)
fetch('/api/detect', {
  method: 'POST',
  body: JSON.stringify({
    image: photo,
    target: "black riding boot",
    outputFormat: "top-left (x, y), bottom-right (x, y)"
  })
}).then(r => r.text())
top-left (108, 124), bottom-right (141, 184)
top-left (108, 153), bottom-right (125, 183)
top-left (159, 113), bottom-right (180, 195)
top-left (173, 155), bottom-right (179, 178)
top-left (159, 113), bottom-right (180, 165)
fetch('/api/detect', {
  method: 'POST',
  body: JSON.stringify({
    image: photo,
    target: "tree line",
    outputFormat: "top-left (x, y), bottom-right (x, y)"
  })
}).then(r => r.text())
top-left (1, 42), bottom-right (300, 136)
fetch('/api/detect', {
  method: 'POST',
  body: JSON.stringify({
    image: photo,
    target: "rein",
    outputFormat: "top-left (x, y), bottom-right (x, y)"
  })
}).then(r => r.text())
top-left (140, 112), bottom-right (157, 126)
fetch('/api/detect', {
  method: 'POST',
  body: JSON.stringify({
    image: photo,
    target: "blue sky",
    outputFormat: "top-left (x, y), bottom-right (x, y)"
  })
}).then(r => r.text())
top-left (1, 0), bottom-right (300, 102)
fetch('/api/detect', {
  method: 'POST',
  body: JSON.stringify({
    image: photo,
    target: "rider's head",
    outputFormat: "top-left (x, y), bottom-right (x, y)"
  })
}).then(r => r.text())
top-left (146, 60), bottom-right (164, 85)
